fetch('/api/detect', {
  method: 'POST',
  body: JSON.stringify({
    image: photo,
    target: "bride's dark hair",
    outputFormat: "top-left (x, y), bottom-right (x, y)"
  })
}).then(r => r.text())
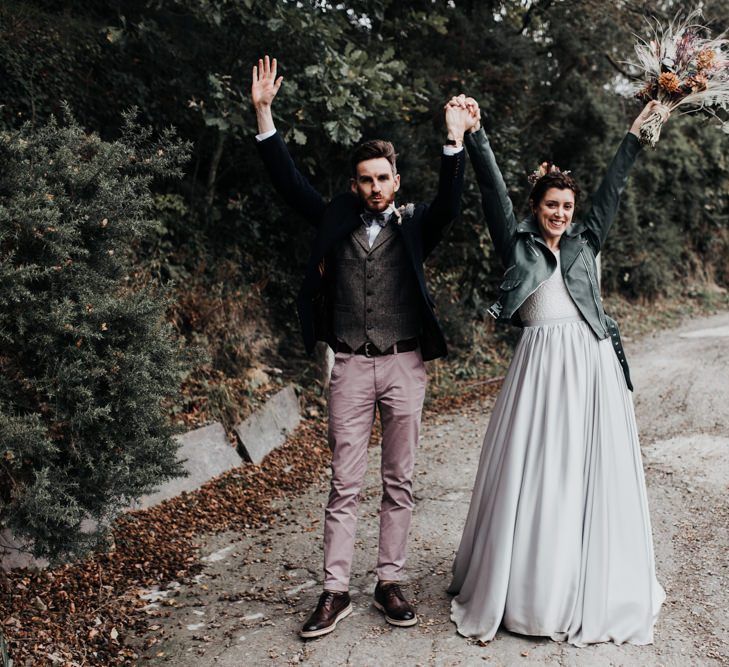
top-left (528, 171), bottom-right (581, 209)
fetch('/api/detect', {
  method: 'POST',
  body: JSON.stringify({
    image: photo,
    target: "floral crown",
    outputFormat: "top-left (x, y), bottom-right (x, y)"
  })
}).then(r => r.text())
top-left (528, 161), bottom-right (572, 186)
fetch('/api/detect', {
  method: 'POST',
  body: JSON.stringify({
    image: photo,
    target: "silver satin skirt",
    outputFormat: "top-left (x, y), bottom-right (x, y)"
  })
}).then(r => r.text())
top-left (449, 317), bottom-right (665, 646)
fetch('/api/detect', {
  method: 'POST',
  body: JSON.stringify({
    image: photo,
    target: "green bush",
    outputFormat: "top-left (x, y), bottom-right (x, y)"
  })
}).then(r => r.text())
top-left (0, 109), bottom-right (190, 561)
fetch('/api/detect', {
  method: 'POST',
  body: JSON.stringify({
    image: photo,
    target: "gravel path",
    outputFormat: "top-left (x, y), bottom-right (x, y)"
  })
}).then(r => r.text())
top-left (141, 313), bottom-right (729, 666)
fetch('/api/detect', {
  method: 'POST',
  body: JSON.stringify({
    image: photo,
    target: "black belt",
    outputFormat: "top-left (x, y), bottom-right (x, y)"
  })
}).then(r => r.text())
top-left (605, 316), bottom-right (633, 392)
top-left (335, 338), bottom-right (419, 357)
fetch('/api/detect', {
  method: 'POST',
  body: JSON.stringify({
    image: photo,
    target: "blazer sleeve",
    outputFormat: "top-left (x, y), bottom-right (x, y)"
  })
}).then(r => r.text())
top-left (421, 148), bottom-right (466, 258)
top-left (582, 132), bottom-right (642, 253)
top-left (464, 128), bottom-right (518, 267)
top-left (255, 132), bottom-right (327, 227)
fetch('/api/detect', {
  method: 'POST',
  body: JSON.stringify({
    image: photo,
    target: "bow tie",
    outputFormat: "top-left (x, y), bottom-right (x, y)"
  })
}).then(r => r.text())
top-left (361, 210), bottom-right (391, 227)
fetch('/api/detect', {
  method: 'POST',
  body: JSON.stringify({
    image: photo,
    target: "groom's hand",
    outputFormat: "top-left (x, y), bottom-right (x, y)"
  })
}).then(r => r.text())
top-left (446, 95), bottom-right (481, 139)
top-left (251, 55), bottom-right (283, 134)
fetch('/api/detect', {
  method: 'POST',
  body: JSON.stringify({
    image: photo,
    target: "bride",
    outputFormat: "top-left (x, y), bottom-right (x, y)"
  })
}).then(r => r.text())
top-left (448, 96), bottom-right (667, 646)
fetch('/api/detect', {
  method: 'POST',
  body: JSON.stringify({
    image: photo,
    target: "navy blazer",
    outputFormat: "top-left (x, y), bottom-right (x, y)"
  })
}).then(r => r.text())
top-left (256, 132), bottom-right (465, 360)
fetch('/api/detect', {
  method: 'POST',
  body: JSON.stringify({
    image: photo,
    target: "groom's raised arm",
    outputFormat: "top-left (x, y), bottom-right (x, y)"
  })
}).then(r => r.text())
top-left (421, 100), bottom-right (471, 258)
top-left (251, 55), bottom-right (326, 226)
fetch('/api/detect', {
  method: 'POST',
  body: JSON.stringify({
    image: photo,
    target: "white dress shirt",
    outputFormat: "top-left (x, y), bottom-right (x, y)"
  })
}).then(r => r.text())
top-left (363, 206), bottom-right (395, 247)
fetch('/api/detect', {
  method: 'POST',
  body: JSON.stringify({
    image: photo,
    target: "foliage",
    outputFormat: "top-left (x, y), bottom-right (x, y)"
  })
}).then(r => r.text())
top-left (0, 0), bottom-right (727, 415)
top-left (0, 108), bottom-right (190, 560)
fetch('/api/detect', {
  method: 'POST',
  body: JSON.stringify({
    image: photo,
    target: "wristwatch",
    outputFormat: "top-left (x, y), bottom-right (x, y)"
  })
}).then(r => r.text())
top-left (445, 138), bottom-right (458, 146)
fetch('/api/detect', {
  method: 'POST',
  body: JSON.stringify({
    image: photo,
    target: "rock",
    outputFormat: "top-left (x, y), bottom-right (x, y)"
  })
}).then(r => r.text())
top-left (0, 529), bottom-right (50, 571)
top-left (234, 385), bottom-right (301, 465)
top-left (2, 512), bottom-right (110, 572)
top-left (135, 422), bottom-right (242, 509)
top-left (245, 367), bottom-right (270, 390)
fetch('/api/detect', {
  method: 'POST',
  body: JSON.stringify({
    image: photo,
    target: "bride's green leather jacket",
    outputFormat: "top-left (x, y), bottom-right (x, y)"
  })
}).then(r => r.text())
top-left (464, 128), bottom-right (642, 390)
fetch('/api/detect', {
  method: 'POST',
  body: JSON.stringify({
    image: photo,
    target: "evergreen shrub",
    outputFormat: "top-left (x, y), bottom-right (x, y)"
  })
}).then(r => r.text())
top-left (0, 108), bottom-right (189, 560)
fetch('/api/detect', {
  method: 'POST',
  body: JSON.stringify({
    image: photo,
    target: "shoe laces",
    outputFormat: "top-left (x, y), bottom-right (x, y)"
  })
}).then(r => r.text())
top-left (319, 590), bottom-right (344, 608)
top-left (381, 582), bottom-right (405, 601)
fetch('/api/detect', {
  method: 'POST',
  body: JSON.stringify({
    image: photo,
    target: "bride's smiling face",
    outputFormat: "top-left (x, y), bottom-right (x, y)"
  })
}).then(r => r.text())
top-left (532, 187), bottom-right (575, 245)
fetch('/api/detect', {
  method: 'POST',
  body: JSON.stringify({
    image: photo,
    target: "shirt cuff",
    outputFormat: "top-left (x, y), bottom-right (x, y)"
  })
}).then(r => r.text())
top-left (442, 145), bottom-right (464, 156)
top-left (256, 129), bottom-right (277, 142)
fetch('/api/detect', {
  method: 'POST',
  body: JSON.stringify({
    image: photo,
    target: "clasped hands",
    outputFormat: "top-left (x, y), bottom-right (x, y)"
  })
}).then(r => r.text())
top-left (444, 94), bottom-right (481, 147)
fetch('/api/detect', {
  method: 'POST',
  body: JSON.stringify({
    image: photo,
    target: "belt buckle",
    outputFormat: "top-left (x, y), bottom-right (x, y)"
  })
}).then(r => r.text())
top-left (364, 341), bottom-right (376, 357)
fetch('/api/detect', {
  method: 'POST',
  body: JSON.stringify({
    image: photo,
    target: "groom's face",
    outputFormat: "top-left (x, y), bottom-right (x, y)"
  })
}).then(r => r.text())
top-left (351, 157), bottom-right (400, 212)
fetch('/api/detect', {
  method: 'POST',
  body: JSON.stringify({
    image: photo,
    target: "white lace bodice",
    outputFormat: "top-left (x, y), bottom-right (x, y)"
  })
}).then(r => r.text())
top-left (518, 250), bottom-right (582, 323)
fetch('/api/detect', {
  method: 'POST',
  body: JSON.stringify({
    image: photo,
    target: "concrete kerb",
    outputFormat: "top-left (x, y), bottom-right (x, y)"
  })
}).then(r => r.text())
top-left (1, 384), bottom-right (301, 571)
top-left (234, 384), bottom-right (301, 465)
top-left (0, 626), bottom-right (12, 667)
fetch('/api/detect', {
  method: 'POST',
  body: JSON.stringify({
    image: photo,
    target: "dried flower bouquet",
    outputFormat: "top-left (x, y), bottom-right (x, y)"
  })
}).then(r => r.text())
top-left (628, 9), bottom-right (729, 146)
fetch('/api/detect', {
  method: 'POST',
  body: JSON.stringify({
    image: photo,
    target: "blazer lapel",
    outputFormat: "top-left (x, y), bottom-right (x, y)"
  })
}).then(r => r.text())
top-left (313, 193), bottom-right (362, 257)
top-left (352, 223), bottom-right (370, 253)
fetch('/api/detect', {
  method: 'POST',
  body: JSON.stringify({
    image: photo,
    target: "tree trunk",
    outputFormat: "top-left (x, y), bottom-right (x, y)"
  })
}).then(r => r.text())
top-left (205, 128), bottom-right (226, 214)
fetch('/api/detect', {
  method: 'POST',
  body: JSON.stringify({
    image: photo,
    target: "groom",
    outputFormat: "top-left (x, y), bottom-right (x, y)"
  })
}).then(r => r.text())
top-left (251, 55), bottom-right (473, 638)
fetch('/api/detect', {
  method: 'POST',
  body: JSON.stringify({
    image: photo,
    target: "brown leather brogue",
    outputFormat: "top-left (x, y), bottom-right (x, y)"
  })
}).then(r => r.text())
top-left (373, 581), bottom-right (417, 627)
top-left (299, 590), bottom-right (353, 639)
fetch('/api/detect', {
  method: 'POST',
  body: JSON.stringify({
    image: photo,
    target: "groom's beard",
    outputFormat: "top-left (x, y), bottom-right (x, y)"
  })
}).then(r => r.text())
top-left (362, 193), bottom-right (395, 213)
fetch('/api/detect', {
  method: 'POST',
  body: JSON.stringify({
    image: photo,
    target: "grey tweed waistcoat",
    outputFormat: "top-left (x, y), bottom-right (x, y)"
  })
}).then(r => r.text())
top-left (333, 221), bottom-right (422, 352)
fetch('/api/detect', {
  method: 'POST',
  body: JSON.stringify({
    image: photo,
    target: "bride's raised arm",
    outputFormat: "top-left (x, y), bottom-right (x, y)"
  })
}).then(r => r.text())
top-left (582, 100), bottom-right (669, 253)
top-left (461, 106), bottom-right (518, 267)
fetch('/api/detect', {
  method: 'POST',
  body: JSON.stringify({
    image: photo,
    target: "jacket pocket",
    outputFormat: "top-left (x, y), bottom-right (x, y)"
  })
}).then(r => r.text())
top-left (499, 279), bottom-right (522, 291)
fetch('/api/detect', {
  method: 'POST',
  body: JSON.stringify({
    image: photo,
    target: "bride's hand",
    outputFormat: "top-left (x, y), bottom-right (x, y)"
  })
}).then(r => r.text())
top-left (464, 97), bottom-right (481, 132)
top-left (629, 100), bottom-right (670, 137)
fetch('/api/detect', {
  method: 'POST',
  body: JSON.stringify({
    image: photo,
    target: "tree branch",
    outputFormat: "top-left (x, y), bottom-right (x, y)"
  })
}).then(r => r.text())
top-left (604, 52), bottom-right (633, 79)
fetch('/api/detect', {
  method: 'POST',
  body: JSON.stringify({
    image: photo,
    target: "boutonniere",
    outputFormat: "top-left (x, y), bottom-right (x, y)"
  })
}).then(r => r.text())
top-left (393, 203), bottom-right (415, 225)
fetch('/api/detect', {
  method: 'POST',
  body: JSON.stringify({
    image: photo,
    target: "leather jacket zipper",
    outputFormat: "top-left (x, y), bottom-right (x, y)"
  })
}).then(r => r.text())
top-left (520, 265), bottom-right (556, 307)
top-left (581, 252), bottom-right (605, 332)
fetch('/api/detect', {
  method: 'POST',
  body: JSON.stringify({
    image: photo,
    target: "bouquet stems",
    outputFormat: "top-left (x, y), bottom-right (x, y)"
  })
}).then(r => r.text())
top-left (639, 109), bottom-right (667, 147)
top-left (639, 97), bottom-right (673, 148)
